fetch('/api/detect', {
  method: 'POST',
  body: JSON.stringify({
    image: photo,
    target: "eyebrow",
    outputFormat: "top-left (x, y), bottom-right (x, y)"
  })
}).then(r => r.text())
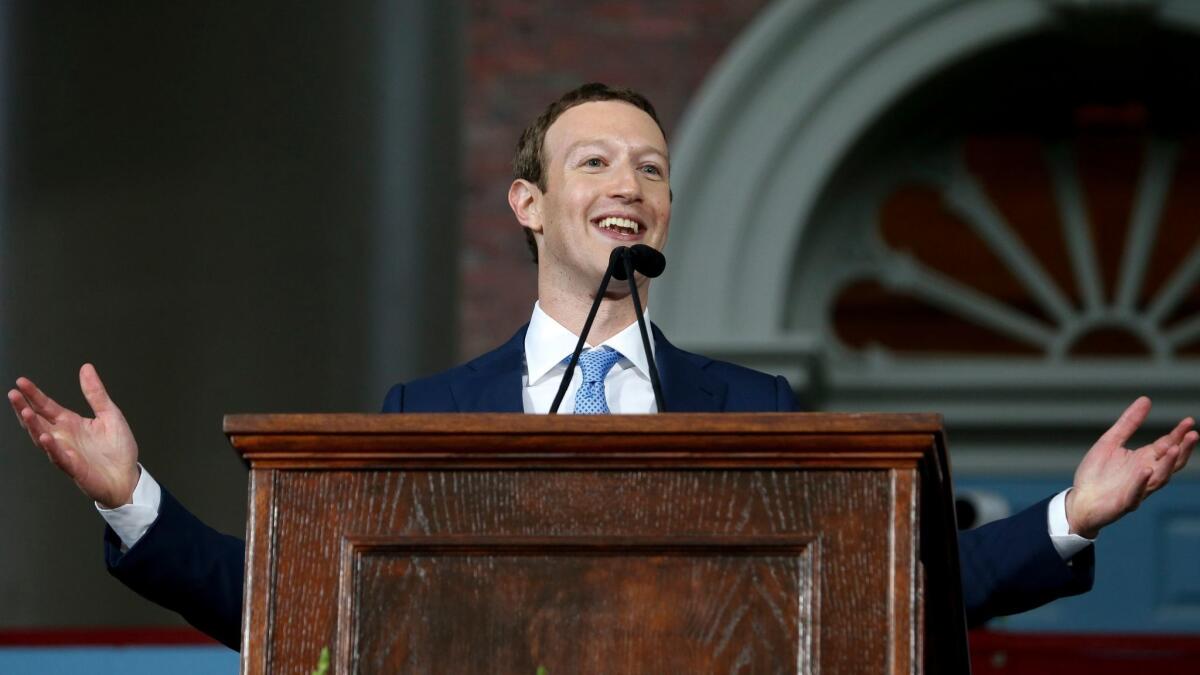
top-left (563, 138), bottom-right (669, 161)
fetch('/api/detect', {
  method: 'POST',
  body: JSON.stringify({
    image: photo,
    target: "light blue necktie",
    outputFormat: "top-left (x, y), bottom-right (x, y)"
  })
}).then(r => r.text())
top-left (572, 347), bottom-right (623, 414)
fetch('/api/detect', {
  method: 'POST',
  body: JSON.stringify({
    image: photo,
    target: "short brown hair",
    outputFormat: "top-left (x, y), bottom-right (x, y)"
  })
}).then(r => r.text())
top-left (513, 83), bottom-right (665, 263)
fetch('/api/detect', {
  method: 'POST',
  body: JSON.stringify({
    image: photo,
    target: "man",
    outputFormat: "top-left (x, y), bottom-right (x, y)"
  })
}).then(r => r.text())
top-left (9, 84), bottom-right (1196, 651)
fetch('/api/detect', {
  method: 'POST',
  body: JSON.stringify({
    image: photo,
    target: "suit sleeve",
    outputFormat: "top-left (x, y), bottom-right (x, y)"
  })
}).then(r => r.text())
top-left (775, 375), bottom-right (798, 412)
top-left (105, 487), bottom-right (245, 650)
top-left (102, 384), bottom-right (407, 652)
top-left (382, 383), bottom-right (404, 412)
top-left (958, 495), bottom-right (1095, 626)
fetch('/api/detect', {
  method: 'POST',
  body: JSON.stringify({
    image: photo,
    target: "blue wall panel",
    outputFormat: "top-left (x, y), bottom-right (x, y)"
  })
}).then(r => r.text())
top-left (0, 646), bottom-right (237, 674)
top-left (957, 476), bottom-right (1200, 633)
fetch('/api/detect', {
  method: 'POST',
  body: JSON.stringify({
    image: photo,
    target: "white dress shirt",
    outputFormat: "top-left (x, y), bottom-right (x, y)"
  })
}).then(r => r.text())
top-left (523, 301), bottom-right (657, 414)
top-left (99, 302), bottom-right (1092, 559)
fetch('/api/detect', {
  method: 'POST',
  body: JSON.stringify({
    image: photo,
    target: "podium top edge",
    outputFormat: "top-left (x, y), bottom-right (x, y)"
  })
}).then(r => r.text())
top-left (223, 412), bottom-right (944, 436)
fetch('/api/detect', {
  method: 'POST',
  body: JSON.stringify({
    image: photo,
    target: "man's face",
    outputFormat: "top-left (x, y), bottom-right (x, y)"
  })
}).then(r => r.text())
top-left (526, 100), bottom-right (671, 293)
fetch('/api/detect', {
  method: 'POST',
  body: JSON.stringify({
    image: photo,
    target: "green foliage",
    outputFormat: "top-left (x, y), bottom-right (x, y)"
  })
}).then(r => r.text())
top-left (312, 646), bottom-right (330, 675)
top-left (536, 668), bottom-right (549, 675)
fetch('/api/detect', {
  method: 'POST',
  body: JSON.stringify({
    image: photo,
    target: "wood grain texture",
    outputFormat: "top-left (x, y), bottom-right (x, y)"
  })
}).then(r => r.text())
top-left (262, 470), bottom-right (888, 674)
top-left (240, 468), bottom-right (273, 675)
top-left (342, 537), bottom-right (813, 673)
top-left (230, 414), bottom-right (968, 674)
top-left (226, 414), bottom-right (943, 472)
top-left (889, 469), bottom-right (918, 674)
top-left (226, 412), bottom-right (945, 436)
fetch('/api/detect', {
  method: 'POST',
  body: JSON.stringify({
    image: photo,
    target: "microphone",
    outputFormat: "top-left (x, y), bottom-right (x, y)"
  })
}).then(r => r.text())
top-left (611, 244), bottom-right (666, 280)
top-left (549, 247), bottom-right (627, 414)
top-left (616, 246), bottom-right (667, 412)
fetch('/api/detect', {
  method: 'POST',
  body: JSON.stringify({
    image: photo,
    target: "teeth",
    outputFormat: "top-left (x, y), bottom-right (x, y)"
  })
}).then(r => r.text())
top-left (596, 216), bottom-right (640, 234)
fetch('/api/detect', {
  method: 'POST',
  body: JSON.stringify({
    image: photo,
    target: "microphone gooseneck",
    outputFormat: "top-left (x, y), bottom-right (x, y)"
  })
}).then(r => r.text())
top-left (549, 246), bottom-right (627, 414)
top-left (620, 247), bottom-right (667, 412)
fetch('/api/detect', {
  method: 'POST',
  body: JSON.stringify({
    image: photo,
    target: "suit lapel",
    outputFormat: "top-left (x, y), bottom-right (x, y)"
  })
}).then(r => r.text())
top-left (652, 324), bottom-right (726, 413)
top-left (450, 325), bottom-right (526, 412)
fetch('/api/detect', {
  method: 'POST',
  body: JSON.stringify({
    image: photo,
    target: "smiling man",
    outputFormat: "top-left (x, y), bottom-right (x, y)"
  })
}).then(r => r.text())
top-left (9, 83), bottom-right (1195, 651)
top-left (383, 84), bottom-right (793, 418)
top-left (512, 89), bottom-right (672, 347)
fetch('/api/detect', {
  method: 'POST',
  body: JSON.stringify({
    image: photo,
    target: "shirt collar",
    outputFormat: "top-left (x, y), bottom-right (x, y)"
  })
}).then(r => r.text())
top-left (525, 301), bottom-right (655, 384)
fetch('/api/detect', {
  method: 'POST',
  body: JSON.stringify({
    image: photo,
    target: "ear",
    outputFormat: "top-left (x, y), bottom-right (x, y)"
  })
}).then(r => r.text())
top-left (508, 179), bottom-right (543, 233)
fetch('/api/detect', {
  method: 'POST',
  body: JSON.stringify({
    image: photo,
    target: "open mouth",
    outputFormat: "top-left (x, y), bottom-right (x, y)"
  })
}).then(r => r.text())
top-left (592, 215), bottom-right (644, 238)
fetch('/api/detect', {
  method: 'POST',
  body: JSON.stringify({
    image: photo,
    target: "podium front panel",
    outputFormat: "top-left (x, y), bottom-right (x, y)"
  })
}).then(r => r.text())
top-left (264, 469), bottom-right (894, 674)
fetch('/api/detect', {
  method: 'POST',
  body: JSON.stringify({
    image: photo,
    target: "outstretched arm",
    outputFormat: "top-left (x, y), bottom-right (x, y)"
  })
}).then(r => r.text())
top-left (959, 397), bottom-right (1194, 625)
top-left (10, 365), bottom-right (245, 649)
top-left (105, 485), bottom-right (246, 650)
top-left (8, 364), bottom-right (140, 508)
top-left (1066, 397), bottom-right (1195, 539)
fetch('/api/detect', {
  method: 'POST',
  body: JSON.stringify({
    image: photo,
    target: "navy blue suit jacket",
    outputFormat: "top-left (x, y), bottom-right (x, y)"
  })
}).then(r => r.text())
top-left (106, 324), bottom-right (1093, 650)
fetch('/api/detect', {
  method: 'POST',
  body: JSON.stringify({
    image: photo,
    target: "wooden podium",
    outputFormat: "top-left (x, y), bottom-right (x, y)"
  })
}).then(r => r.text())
top-left (225, 413), bottom-right (969, 674)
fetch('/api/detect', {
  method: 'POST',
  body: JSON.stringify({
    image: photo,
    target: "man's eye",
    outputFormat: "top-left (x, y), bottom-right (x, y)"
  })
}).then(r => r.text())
top-left (583, 158), bottom-right (604, 168)
top-left (641, 165), bottom-right (663, 176)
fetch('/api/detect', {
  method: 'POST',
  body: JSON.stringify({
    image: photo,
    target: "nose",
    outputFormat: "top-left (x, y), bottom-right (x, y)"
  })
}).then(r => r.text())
top-left (608, 163), bottom-right (643, 202)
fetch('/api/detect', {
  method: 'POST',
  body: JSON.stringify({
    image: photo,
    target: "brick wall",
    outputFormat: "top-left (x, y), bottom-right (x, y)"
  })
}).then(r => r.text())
top-left (461, 0), bottom-right (770, 357)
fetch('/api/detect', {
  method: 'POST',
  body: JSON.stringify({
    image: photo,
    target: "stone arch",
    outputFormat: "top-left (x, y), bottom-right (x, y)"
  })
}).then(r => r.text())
top-left (656, 0), bottom-right (1200, 433)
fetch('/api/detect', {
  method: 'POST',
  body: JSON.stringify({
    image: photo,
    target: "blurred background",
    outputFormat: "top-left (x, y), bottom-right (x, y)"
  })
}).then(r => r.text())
top-left (2, 0), bottom-right (1199, 672)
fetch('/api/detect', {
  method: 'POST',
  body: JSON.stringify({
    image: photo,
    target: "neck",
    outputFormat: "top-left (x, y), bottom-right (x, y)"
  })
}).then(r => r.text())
top-left (538, 278), bottom-right (650, 345)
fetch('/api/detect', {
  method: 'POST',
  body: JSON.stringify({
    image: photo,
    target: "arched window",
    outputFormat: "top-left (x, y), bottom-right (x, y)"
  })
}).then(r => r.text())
top-left (658, 0), bottom-right (1200, 632)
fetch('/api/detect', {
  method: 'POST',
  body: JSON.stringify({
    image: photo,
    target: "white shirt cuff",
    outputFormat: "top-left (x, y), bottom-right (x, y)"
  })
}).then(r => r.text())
top-left (1048, 487), bottom-right (1094, 560)
top-left (95, 464), bottom-right (162, 552)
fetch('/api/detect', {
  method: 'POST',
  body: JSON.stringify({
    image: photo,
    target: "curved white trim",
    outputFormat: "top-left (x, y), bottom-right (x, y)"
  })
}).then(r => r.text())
top-left (649, 0), bottom-right (1200, 447)
top-left (655, 0), bottom-right (1186, 342)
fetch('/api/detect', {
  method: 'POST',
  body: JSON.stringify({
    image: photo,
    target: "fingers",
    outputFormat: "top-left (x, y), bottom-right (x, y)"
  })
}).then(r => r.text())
top-left (13, 376), bottom-right (68, 422)
top-left (9, 389), bottom-right (46, 445)
top-left (1101, 396), bottom-right (1152, 448)
top-left (10, 389), bottom-right (76, 471)
top-left (1176, 430), bottom-right (1198, 473)
top-left (1149, 418), bottom-right (1196, 474)
top-left (38, 430), bottom-right (82, 478)
top-left (1157, 417), bottom-right (1195, 451)
top-left (1151, 435), bottom-right (1172, 460)
top-left (79, 363), bottom-right (117, 416)
top-left (1147, 444), bottom-right (1179, 492)
top-left (10, 388), bottom-right (57, 443)
top-left (7, 388), bottom-right (25, 426)
top-left (1122, 465), bottom-right (1154, 513)
top-left (17, 403), bottom-right (53, 441)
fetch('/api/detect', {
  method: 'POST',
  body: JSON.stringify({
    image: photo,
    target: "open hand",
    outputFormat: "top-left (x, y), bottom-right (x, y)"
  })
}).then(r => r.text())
top-left (1066, 397), bottom-right (1195, 539)
top-left (8, 364), bottom-right (140, 509)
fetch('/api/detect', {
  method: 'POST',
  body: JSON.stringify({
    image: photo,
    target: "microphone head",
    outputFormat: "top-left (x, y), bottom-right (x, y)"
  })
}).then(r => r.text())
top-left (609, 245), bottom-right (666, 281)
top-left (608, 246), bottom-right (631, 280)
top-left (629, 244), bottom-right (666, 278)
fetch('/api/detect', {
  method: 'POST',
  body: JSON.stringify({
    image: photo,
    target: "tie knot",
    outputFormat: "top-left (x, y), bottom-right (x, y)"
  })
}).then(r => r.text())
top-left (576, 347), bottom-right (622, 384)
